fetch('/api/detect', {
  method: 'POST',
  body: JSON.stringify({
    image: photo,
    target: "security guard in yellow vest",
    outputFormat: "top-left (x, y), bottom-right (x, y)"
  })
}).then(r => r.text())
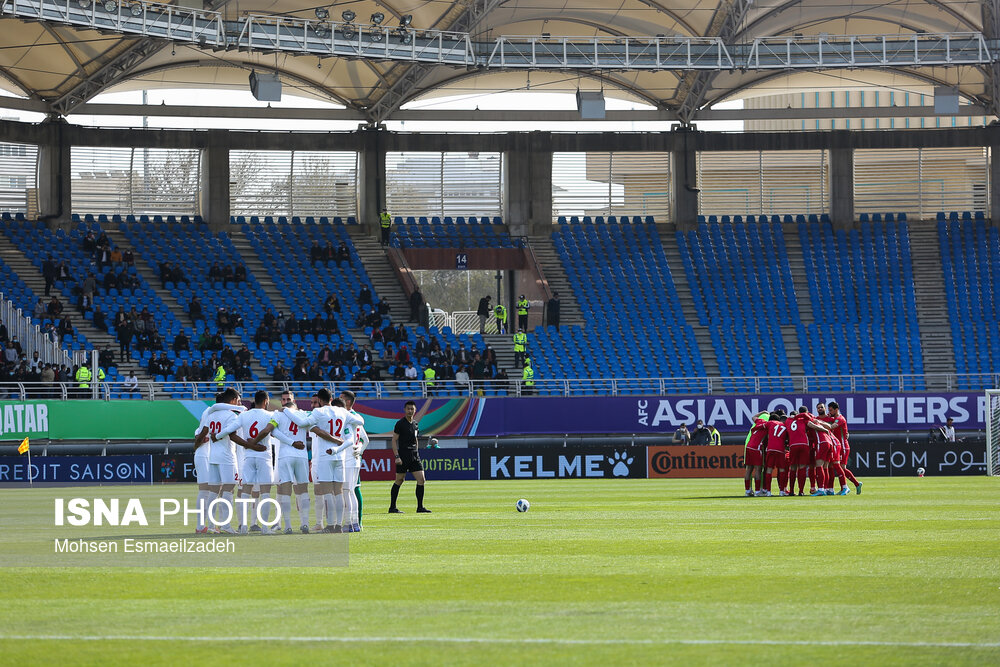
top-left (493, 304), bottom-right (507, 334)
top-left (521, 358), bottom-right (534, 396)
top-left (75, 365), bottom-right (92, 388)
top-left (423, 366), bottom-right (436, 396)
top-left (513, 330), bottom-right (527, 368)
top-left (214, 364), bottom-right (226, 389)
top-left (516, 295), bottom-right (529, 331)
top-left (380, 209), bottom-right (392, 246)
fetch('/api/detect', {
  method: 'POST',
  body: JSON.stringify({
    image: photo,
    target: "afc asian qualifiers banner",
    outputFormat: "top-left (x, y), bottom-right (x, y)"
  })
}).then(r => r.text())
top-left (483, 446), bottom-right (646, 479)
top-left (647, 446), bottom-right (746, 478)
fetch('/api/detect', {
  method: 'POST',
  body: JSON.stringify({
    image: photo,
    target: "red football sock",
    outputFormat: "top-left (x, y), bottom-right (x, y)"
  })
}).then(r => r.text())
top-left (764, 472), bottom-right (772, 492)
top-left (836, 464), bottom-right (847, 488)
top-left (844, 468), bottom-right (859, 485)
top-left (817, 467), bottom-right (827, 489)
top-left (745, 477), bottom-right (752, 491)
top-left (797, 468), bottom-right (807, 493)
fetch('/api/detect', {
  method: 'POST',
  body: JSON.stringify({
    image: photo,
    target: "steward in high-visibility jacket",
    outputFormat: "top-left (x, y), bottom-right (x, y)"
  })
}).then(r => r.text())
top-left (214, 364), bottom-right (226, 389)
top-left (380, 210), bottom-right (392, 246)
top-left (75, 365), bottom-right (92, 388)
top-left (423, 366), bottom-right (436, 395)
top-left (513, 331), bottom-right (527, 367)
top-left (521, 360), bottom-right (534, 395)
top-left (493, 304), bottom-right (508, 334)
top-left (516, 296), bottom-right (529, 330)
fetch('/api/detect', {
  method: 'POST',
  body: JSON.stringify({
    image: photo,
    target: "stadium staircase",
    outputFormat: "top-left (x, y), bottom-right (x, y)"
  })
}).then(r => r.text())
top-left (656, 223), bottom-right (720, 377)
top-left (0, 232), bottom-right (147, 379)
top-left (777, 222), bottom-right (812, 376)
top-left (525, 234), bottom-right (585, 328)
top-left (347, 229), bottom-right (416, 328)
top-left (907, 223), bottom-right (956, 386)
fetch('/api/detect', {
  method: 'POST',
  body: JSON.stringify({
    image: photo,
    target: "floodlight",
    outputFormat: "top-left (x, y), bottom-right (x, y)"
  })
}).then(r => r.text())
top-left (370, 12), bottom-right (384, 25)
top-left (341, 10), bottom-right (355, 22)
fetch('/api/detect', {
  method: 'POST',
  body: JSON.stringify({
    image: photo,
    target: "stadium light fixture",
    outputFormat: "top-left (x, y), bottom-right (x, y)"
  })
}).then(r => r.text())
top-left (78, 0), bottom-right (91, 8)
top-left (314, 7), bottom-right (329, 20)
top-left (341, 10), bottom-right (356, 22)
top-left (369, 27), bottom-right (384, 42)
top-left (341, 23), bottom-right (356, 39)
top-left (399, 14), bottom-right (412, 27)
top-left (314, 22), bottom-right (329, 37)
top-left (370, 12), bottom-right (384, 25)
top-left (129, 2), bottom-right (142, 16)
top-left (103, 0), bottom-right (117, 11)
top-left (397, 27), bottom-right (412, 44)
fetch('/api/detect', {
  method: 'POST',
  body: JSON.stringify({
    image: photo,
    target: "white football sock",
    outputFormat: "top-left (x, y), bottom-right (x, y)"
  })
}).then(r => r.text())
top-left (238, 492), bottom-right (253, 527)
top-left (278, 494), bottom-right (292, 529)
top-left (323, 493), bottom-right (340, 526)
top-left (297, 493), bottom-right (311, 526)
top-left (342, 485), bottom-right (355, 525)
top-left (258, 492), bottom-right (271, 527)
top-left (333, 492), bottom-right (344, 526)
top-left (195, 490), bottom-right (210, 530)
top-left (220, 491), bottom-right (234, 526)
top-left (315, 495), bottom-right (324, 525)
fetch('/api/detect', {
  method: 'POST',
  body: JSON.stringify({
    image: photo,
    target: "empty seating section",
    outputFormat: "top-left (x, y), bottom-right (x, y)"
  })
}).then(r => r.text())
top-left (938, 218), bottom-right (999, 389)
top-left (391, 216), bottom-right (522, 248)
top-left (797, 218), bottom-right (923, 390)
top-left (120, 220), bottom-right (273, 385)
top-left (0, 255), bottom-right (41, 328)
top-left (542, 217), bottom-right (704, 393)
top-left (679, 217), bottom-right (796, 387)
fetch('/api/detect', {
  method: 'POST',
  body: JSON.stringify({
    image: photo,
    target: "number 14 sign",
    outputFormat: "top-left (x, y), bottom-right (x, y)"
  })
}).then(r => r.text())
top-left (455, 253), bottom-right (468, 270)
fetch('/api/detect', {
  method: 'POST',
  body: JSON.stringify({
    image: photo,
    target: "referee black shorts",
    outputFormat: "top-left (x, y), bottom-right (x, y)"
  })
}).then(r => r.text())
top-left (396, 450), bottom-right (423, 474)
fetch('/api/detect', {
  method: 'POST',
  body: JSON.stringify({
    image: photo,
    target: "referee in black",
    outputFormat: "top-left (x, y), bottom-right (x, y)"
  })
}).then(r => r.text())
top-left (389, 400), bottom-right (431, 513)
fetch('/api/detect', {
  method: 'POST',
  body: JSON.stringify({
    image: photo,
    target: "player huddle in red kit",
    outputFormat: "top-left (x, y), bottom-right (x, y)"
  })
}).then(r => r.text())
top-left (743, 401), bottom-right (862, 497)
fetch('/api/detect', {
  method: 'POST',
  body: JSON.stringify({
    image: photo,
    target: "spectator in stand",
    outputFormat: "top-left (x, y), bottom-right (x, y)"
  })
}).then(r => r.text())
top-left (414, 335), bottom-right (429, 359)
top-left (359, 285), bottom-right (372, 307)
top-left (216, 307), bottom-right (232, 335)
top-left (410, 287), bottom-right (424, 323)
top-left (47, 295), bottom-right (64, 318)
top-left (173, 330), bottom-right (189, 353)
top-left (324, 294), bottom-right (341, 315)
top-left (324, 313), bottom-right (338, 334)
top-left (672, 423), bottom-right (690, 444)
top-left (40, 363), bottom-right (55, 390)
top-left (97, 245), bottom-right (110, 271)
top-left (221, 346), bottom-right (236, 370)
top-left (58, 316), bottom-right (74, 338)
top-left (81, 272), bottom-right (96, 313)
top-left (208, 262), bottom-right (222, 282)
top-left (317, 344), bottom-right (334, 366)
top-left (336, 241), bottom-right (350, 267)
top-left (477, 295), bottom-right (491, 334)
top-left (310, 241), bottom-right (323, 265)
top-left (98, 348), bottom-right (114, 370)
top-left (82, 230), bottom-right (97, 252)
top-left (110, 247), bottom-right (123, 264)
top-left (236, 344), bottom-right (251, 368)
top-left (235, 361), bottom-right (252, 381)
top-left (221, 264), bottom-right (234, 287)
top-left (292, 360), bottom-right (309, 381)
top-left (42, 255), bottom-right (57, 296)
top-left (117, 318), bottom-right (133, 362)
top-left (404, 362), bottom-right (418, 380)
top-left (122, 248), bottom-right (134, 266)
top-left (472, 354), bottom-right (486, 380)
top-left (359, 344), bottom-right (373, 367)
top-left (376, 298), bottom-right (390, 318)
top-left (188, 296), bottom-right (203, 324)
top-left (329, 364), bottom-right (346, 382)
top-left (92, 305), bottom-right (107, 332)
top-left (174, 361), bottom-right (191, 382)
top-left (57, 261), bottom-right (72, 285)
top-left (323, 241), bottom-right (335, 265)
top-left (484, 345), bottom-right (498, 376)
top-left (33, 299), bottom-right (45, 321)
top-left (122, 370), bottom-right (138, 392)
top-left (455, 364), bottom-right (470, 388)
top-left (272, 361), bottom-right (289, 382)
top-left (2, 342), bottom-right (17, 364)
top-left (234, 264), bottom-right (246, 283)
top-left (197, 329), bottom-right (212, 352)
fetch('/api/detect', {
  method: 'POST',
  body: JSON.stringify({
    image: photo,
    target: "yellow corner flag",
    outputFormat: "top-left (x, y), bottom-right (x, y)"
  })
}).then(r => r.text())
top-left (17, 437), bottom-right (29, 455)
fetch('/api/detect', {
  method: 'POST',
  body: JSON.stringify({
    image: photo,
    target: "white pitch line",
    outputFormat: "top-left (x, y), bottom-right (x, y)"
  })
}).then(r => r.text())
top-left (0, 635), bottom-right (997, 649)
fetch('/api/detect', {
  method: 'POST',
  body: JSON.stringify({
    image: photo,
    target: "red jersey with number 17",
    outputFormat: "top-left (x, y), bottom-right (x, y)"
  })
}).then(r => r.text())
top-left (766, 420), bottom-right (788, 452)
top-left (784, 413), bottom-right (813, 447)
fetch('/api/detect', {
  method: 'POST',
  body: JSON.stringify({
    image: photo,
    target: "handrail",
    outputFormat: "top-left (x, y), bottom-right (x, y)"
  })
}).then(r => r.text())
top-left (0, 373), bottom-right (995, 400)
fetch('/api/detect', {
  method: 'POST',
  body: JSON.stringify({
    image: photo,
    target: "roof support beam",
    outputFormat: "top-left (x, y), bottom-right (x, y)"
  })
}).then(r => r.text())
top-left (47, 0), bottom-right (232, 117)
top-left (365, 0), bottom-right (504, 125)
top-left (984, 0), bottom-right (1000, 117)
top-left (674, 0), bottom-right (754, 125)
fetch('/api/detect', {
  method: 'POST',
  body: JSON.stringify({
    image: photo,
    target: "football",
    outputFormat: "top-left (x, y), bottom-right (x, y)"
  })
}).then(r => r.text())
top-left (516, 498), bottom-right (530, 512)
top-left (917, 467), bottom-right (926, 477)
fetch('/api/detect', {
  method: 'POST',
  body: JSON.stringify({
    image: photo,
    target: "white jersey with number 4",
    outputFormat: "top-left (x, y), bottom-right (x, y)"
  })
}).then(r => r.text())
top-left (270, 410), bottom-right (308, 460)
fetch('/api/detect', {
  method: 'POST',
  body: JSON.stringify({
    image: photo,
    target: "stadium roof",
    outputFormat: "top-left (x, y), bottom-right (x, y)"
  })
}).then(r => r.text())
top-left (0, 0), bottom-right (995, 124)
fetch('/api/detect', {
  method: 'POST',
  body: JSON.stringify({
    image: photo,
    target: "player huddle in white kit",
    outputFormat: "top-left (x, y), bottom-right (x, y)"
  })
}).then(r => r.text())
top-left (192, 386), bottom-right (369, 535)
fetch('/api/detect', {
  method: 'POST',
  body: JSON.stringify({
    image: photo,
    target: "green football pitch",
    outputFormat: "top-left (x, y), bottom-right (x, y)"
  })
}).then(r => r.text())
top-left (0, 477), bottom-right (997, 665)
